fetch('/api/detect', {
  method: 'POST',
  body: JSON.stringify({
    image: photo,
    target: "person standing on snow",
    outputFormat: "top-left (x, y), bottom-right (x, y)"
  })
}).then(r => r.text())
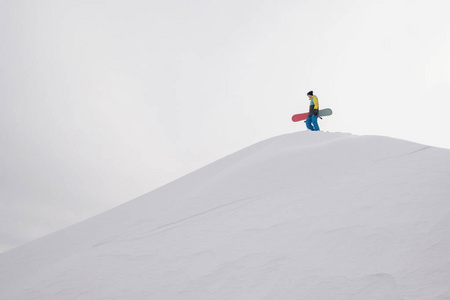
top-left (306, 91), bottom-right (320, 131)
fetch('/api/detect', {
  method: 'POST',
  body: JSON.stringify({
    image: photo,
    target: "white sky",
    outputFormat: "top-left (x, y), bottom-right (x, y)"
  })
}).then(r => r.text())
top-left (1, 0), bottom-right (450, 253)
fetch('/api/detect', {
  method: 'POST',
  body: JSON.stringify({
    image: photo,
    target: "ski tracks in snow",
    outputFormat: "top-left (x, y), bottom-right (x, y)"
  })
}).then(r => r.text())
top-left (92, 189), bottom-right (284, 248)
top-left (373, 146), bottom-right (431, 162)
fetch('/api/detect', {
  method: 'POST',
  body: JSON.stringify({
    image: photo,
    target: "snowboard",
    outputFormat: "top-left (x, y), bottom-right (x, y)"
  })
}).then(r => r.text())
top-left (292, 108), bottom-right (333, 122)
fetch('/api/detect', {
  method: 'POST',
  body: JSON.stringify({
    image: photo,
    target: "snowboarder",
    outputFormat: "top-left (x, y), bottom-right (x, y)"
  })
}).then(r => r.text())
top-left (305, 91), bottom-right (320, 131)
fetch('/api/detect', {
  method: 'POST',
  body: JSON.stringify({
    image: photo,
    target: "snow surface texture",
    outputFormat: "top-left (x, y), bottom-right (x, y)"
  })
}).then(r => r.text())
top-left (1, 131), bottom-right (450, 300)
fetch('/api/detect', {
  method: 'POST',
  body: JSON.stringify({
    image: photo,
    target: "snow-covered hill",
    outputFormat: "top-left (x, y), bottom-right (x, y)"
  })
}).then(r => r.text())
top-left (1, 131), bottom-right (449, 300)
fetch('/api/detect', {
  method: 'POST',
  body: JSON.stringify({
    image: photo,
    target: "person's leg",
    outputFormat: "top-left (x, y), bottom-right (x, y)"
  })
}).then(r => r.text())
top-left (305, 116), bottom-right (314, 130)
top-left (312, 115), bottom-right (320, 131)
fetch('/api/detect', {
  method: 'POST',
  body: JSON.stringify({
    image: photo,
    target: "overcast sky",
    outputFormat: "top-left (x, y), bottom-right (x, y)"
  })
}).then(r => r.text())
top-left (1, 0), bottom-right (450, 253)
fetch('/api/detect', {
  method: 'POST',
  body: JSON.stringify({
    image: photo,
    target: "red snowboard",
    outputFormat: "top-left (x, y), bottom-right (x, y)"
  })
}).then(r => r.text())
top-left (291, 112), bottom-right (309, 122)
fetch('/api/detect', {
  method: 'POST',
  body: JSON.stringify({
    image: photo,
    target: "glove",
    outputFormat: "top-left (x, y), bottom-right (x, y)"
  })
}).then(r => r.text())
top-left (313, 109), bottom-right (319, 115)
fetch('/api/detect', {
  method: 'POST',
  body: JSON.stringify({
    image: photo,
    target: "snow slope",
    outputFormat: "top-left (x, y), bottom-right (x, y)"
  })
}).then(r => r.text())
top-left (1, 131), bottom-right (450, 300)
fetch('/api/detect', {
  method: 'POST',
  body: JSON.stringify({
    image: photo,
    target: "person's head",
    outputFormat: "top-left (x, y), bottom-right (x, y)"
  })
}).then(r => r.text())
top-left (307, 91), bottom-right (313, 99)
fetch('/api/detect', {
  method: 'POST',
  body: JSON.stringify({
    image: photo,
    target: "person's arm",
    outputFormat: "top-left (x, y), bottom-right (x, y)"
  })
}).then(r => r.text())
top-left (313, 96), bottom-right (319, 115)
top-left (313, 96), bottom-right (319, 109)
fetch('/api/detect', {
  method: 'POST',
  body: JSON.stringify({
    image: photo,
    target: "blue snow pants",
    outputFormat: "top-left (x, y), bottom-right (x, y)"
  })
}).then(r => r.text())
top-left (305, 115), bottom-right (320, 131)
